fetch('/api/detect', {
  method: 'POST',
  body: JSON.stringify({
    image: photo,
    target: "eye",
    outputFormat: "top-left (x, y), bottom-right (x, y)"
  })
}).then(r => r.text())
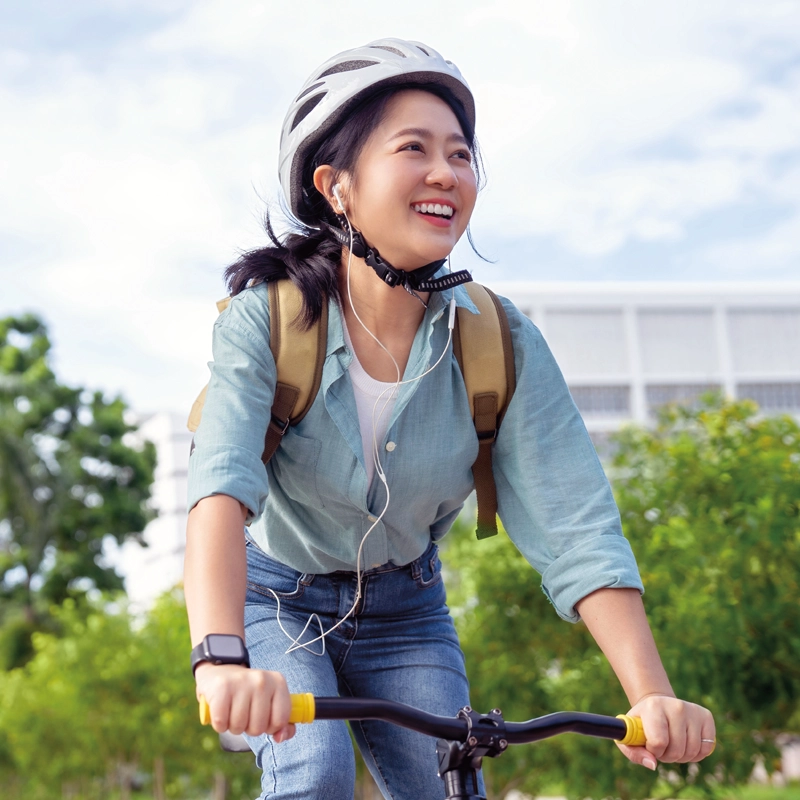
top-left (452, 149), bottom-right (472, 162)
top-left (400, 142), bottom-right (424, 152)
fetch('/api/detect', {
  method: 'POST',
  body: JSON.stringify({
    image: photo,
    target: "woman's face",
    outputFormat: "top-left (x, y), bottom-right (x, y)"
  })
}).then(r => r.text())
top-left (342, 89), bottom-right (478, 270)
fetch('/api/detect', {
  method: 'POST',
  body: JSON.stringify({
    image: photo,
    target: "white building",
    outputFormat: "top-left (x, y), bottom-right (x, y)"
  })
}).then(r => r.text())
top-left (494, 281), bottom-right (800, 445)
top-left (120, 282), bottom-right (800, 606)
top-left (116, 411), bottom-right (193, 611)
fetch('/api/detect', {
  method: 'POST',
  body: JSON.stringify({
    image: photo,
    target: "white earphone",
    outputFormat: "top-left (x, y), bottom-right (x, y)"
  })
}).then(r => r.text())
top-left (332, 183), bottom-right (344, 212)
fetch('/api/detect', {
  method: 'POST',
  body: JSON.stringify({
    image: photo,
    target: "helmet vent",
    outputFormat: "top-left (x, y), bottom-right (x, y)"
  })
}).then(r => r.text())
top-left (290, 93), bottom-right (325, 132)
top-left (296, 81), bottom-right (324, 101)
top-left (369, 45), bottom-right (406, 58)
top-left (415, 46), bottom-right (430, 56)
top-left (318, 60), bottom-right (379, 78)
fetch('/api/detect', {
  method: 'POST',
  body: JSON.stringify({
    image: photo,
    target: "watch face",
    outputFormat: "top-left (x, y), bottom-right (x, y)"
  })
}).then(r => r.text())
top-left (207, 634), bottom-right (245, 659)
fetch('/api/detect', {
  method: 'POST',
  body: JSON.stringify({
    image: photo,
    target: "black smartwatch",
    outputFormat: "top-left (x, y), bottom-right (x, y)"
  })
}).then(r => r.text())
top-left (191, 634), bottom-right (250, 675)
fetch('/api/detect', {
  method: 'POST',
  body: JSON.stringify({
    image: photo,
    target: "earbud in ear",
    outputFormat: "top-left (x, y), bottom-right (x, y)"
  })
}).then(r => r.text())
top-left (332, 184), bottom-right (344, 212)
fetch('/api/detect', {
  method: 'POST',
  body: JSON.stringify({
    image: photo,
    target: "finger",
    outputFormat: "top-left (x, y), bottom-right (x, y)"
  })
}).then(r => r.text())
top-left (615, 742), bottom-right (658, 771)
top-left (696, 713), bottom-right (717, 761)
top-left (273, 723), bottom-right (297, 744)
top-left (641, 712), bottom-right (669, 760)
top-left (684, 706), bottom-right (714, 763)
top-left (661, 711), bottom-right (687, 763)
top-left (267, 673), bottom-right (292, 734)
top-left (681, 718), bottom-right (703, 763)
top-left (247, 678), bottom-right (272, 737)
top-left (209, 689), bottom-right (232, 734)
top-left (227, 685), bottom-right (251, 735)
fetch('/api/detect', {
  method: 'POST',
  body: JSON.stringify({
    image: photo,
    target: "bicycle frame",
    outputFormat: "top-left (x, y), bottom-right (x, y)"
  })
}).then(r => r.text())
top-left (200, 693), bottom-right (645, 800)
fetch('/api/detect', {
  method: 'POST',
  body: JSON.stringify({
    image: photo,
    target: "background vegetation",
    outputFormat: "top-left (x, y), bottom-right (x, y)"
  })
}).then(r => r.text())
top-left (1, 314), bottom-right (798, 800)
top-left (448, 397), bottom-right (800, 799)
top-left (0, 314), bottom-right (156, 669)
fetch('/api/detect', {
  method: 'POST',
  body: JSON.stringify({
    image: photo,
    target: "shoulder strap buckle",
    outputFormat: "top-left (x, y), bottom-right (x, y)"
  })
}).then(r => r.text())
top-left (269, 413), bottom-right (292, 437)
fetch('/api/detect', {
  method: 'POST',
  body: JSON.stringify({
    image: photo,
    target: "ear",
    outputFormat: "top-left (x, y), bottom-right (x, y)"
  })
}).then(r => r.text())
top-left (313, 165), bottom-right (346, 213)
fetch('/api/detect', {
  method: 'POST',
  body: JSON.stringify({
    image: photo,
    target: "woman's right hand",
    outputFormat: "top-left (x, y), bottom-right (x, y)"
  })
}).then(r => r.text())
top-left (195, 663), bottom-right (296, 742)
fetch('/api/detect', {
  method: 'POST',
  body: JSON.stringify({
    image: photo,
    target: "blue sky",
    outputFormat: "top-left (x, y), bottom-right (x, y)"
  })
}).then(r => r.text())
top-left (2, 0), bottom-right (799, 413)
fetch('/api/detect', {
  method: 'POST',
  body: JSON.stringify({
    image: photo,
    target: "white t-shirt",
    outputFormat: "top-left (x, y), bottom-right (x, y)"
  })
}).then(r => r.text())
top-left (341, 317), bottom-right (399, 486)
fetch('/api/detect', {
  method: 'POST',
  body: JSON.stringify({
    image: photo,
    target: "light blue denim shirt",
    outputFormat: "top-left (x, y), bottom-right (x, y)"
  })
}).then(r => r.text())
top-left (188, 281), bottom-right (643, 622)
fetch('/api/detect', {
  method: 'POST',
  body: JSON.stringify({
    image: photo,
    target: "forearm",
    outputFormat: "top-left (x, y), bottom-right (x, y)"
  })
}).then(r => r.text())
top-left (184, 494), bottom-right (248, 647)
top-left (575, 587), bottom-right (674, 706)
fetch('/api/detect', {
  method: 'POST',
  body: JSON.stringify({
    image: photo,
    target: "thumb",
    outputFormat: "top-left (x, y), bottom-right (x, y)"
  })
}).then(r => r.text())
top-left (616, 742), bottom-right (659, 771)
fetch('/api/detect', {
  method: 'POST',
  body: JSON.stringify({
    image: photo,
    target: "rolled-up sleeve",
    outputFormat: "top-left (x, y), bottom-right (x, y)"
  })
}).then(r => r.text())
top-left (493, 299), bottom-right (643, 623)
top-left (187, 285), bottom-right (275, 520)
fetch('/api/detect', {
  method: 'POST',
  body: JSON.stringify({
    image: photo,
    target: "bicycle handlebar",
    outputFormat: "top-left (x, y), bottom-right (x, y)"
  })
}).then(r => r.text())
top-left (198, 693), bottom-right (646, 747)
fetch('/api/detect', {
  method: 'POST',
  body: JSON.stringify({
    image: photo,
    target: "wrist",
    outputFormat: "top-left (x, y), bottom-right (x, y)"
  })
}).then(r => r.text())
top-left (631, 690), bottom-right (677, 705)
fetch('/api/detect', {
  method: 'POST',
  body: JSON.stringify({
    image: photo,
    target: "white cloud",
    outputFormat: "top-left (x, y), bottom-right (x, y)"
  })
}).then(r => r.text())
top-left (2, 0), bottom-right (800, 411)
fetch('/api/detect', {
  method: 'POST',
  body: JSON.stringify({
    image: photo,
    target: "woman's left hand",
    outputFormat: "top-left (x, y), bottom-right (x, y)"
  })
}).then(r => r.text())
top-left (616, 694), bottom-right (716, 770)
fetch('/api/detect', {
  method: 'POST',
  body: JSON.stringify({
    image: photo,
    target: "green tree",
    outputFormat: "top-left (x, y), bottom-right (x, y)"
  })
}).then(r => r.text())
top-left (0, 314), bottom-right (156, 667)
top-left (446, 396), bottom-right (800, 799)
top-left (0, 591), bottom-right (260, 799)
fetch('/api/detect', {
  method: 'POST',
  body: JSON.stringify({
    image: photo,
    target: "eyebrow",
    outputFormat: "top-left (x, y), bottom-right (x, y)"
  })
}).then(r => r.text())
top-left (387, 127), bottom-right (470, 146)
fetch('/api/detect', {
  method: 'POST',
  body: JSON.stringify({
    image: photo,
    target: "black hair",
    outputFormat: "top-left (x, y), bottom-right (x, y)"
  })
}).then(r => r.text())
top-left (224, 83), bottom-right (485, 327)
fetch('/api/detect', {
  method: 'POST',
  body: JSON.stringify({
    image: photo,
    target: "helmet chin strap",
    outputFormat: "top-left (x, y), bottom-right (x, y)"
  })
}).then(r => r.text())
top-left (325, 223), bottom-right (473, 293)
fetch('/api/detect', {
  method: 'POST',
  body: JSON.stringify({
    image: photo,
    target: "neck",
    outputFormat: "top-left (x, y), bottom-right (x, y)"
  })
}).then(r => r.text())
top-left (337, 249), bottom-right (432, 381)
top-left (338, 249), bottom-right (430, 338)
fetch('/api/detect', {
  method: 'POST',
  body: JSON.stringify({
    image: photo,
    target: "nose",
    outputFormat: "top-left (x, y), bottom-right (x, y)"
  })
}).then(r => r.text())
top-left (425, 154), bottom-right (458, 190)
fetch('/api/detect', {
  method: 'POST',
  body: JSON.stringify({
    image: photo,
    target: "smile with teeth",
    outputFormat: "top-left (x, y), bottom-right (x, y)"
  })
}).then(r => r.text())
top-left (413, 202), bottom-right (454, 218)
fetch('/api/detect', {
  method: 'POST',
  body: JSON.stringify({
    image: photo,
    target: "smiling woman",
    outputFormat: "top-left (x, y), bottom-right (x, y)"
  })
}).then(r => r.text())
top-left (183, 37), bottom-right (715, 800)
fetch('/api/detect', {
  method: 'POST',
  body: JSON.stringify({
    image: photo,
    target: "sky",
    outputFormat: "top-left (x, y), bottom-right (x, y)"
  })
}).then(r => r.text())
top-left (2, 0), bottom-right (800, 415)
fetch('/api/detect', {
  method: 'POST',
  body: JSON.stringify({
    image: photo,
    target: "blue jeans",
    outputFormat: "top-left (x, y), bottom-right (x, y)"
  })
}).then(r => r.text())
top-left (243, 539), bottom-right (478, 799)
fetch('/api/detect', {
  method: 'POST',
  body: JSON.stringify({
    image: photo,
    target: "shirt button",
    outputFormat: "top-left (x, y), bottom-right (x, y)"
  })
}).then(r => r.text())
top-left (367, 514), bottom-right (378, 522)
top-left (385, 441), bottom-right (396, 452)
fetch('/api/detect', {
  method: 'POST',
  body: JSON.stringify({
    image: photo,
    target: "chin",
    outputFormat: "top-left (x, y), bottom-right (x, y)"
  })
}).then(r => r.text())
top-left (406, 242), bottom-right (457, 269)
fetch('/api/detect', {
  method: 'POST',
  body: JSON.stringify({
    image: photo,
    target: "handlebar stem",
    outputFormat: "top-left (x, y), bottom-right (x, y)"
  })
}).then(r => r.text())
top-left (436, 706), bottom-right (509, 800)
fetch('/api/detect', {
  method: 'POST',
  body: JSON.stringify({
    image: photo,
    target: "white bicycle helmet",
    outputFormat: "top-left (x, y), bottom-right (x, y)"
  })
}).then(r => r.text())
top-left (279, 38), bottom-right (475, 224)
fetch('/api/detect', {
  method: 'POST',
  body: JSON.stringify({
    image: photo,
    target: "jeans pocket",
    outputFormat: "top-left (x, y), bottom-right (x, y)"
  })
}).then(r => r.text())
top-left (246, 546), bottom-right (315, 601)
top-left (411, 544), bottom-right (443, 589)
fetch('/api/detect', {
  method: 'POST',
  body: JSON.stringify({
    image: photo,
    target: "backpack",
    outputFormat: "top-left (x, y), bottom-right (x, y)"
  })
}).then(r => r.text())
top-left (188, 280), bottom-right (516, 539)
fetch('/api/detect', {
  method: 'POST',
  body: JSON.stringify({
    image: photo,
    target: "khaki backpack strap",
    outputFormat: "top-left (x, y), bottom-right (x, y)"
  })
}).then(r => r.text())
top-left (455, 283), bottom-right (516, 539)
top-left (187, 282), bottom-right (327, 470)
top-left (261, 280), bottom-right (327, 465)
top-left (187, 297), bottom-right (233, 433)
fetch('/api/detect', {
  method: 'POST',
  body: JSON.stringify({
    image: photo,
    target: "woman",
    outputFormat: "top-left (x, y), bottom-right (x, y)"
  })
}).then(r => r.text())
top-left (185, 38), bottom-right (715, 799)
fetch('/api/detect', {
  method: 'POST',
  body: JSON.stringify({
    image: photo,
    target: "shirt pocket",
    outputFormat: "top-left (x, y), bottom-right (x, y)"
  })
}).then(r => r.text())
top-left (270, 428), bottom-right (326, 509)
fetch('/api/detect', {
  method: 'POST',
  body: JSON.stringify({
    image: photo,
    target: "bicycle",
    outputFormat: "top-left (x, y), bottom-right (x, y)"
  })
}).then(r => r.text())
top-left (199, 693), bottom-right (647, 800)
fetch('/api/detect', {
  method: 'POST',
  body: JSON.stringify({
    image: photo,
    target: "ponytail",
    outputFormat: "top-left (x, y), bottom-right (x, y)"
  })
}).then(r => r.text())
top-left (224, 213), bottom-right (341, 328)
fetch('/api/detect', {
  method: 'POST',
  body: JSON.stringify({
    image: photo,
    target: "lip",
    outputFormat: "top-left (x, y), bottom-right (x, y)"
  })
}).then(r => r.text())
top-left (416, 213), bottom-right (453, 228)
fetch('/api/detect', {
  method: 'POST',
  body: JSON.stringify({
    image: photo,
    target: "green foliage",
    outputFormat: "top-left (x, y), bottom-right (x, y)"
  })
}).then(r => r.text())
top-left (0, 592), bottom-right (260, 799)
top-left (0, 314), bottom-right (156, 667)
top-left (446, 397), bottom-right (800, 799)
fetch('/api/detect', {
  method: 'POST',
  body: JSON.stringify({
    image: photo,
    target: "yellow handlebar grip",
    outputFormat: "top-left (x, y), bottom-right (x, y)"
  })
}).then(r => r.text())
top-left (199, 695), bottom-right (211, 726)
top-left (616, 714), bottom-right (646, 746)
top-left (198, 693), bottom-right (315, 727)
top-left (289, 693), bottom-right (316, 724)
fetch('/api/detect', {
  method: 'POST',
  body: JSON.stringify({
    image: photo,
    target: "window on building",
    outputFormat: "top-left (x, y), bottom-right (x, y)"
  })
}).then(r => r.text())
top-left (728, 309), bottom-right (800, 373)
top-left (646, 383), bottom-right (722, 414)
top-left (544, 309), bottom-right (628, 375)
top-left (638, 309), bottom-right (718, 376)
top-left (737, 382), bottom-right (800, 411)
top-left (569, 385), bottom-right (631, 416)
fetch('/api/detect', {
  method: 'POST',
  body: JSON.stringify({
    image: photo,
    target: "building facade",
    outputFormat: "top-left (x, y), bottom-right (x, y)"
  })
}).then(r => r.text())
top-left (494, 282), bottom-right (800, 441)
